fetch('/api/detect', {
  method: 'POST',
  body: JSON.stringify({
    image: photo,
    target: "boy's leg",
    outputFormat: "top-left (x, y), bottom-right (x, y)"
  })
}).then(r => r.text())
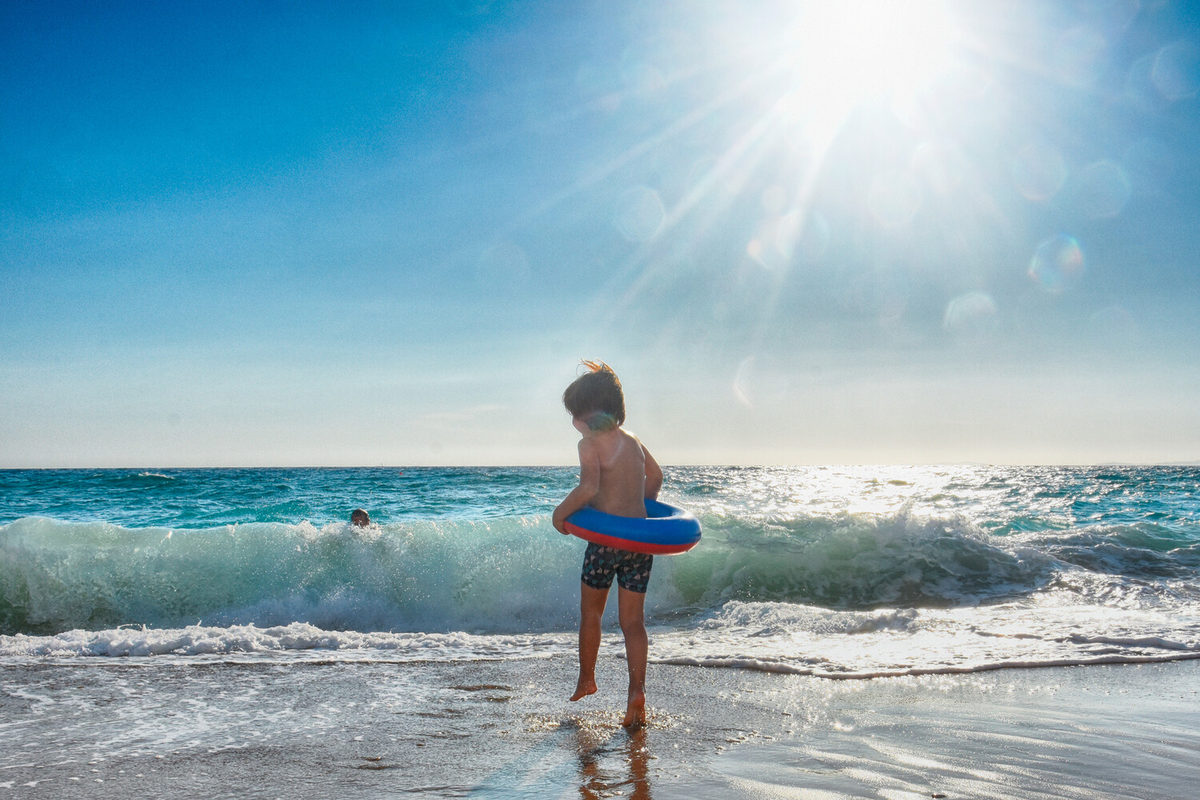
top-left (571, 583), bottom-right (608, 701)
top-left (617, 585), bottom-right (648, 727)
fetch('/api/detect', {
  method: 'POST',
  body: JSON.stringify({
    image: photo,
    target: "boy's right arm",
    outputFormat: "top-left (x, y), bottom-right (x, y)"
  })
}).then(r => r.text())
top-left (552, 440), bottom-right (601, 534)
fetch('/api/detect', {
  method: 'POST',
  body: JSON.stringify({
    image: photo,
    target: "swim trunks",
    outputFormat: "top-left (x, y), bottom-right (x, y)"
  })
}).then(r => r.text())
top-left (581, 542), bottom-right (653, 594)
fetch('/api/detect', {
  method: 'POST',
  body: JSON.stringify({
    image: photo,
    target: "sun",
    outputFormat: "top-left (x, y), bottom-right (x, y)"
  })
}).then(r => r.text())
top-left (788, 0), bottom-right (955, 125)
top-left (590, 0), bottom-right (965, 340)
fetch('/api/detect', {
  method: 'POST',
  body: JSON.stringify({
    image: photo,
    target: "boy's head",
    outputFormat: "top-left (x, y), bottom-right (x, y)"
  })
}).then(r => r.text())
top-left (563, 361), bottom-right (625, 432)
top-left (351, 509), bottom-right (370, 527)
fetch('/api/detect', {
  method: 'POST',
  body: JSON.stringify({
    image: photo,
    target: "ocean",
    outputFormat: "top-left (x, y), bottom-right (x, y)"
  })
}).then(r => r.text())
top-left (2, 466), bottom-right (1199, 798)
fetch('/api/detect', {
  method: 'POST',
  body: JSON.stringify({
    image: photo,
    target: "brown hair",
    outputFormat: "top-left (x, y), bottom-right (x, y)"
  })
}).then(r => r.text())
top-left (562, 361), bottom-right (625, 431)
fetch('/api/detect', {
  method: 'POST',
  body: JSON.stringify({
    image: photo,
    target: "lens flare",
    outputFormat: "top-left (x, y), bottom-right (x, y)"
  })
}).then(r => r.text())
top-left (1051, 26), bottom-right (1108, 88)
top-left (619, 47), bottom-right (667, 95)
top-left (776, 210), bottom-right (830, 263)
top-left (869, 171), bottom-right (923, 228)
top-left (1151, 41), bottom-right (1200, 101)
top-left (1088, 304), bottom-right (1139, 344)
top-left (912, 140), bottom-right (967, 196)
top-left (612, 186), bottom-right (664, 242)
top-left (1125, 54), bottom-right (1171, 113)
top-left (1124, 137), bottom-right (1172, 196)
top-left (761, 184), bottom-right (787, 214)
top-left (1012, 143), bottom-right (1067, 202)
top-left (1074, 161), bottom-right (1130, 219)
top-left (733, 356), bottom-right (789, 409)
top-left (476, 241), bottom-right (530, 286)
top-left (943, 291), bottom-right (997, 335)
top-left (1028, 235), bottom-right (1084, 293)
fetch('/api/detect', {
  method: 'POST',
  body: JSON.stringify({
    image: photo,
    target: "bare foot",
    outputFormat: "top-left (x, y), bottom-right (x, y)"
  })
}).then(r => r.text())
top-left (621, 688), bottom-right (646, 728)
top-left (570, 677), bottom-right (598, 702)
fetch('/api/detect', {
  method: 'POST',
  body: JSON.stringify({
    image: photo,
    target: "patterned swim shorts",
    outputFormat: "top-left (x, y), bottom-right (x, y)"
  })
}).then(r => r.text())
top-left (581, 542), bottom-right (653, 594)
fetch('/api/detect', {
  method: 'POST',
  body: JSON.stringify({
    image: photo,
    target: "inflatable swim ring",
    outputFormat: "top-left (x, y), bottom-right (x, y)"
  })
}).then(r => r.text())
top-left (564, 498), bottom-right (701, 555)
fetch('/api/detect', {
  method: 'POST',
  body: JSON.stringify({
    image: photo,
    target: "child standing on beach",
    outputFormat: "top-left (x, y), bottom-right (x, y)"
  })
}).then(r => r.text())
top-left (552, 361), bottom-right (663, 728)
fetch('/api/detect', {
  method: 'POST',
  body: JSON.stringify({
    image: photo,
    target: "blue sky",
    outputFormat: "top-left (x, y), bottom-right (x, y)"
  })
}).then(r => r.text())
top-left (2, 0), bottom-right (1199, 466)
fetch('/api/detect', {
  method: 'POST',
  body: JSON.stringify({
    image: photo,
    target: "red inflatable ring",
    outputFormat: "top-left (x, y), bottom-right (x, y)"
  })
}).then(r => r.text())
top-left (564, 499), bottom-right (701, 556)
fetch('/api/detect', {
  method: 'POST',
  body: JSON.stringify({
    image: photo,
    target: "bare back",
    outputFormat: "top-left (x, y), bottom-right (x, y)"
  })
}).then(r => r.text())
top-left (580, 428), bottom-right (648, 518)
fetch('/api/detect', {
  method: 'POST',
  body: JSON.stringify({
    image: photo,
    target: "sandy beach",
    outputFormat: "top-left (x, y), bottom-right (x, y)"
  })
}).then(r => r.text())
top-left (3, 655), bottom-right (1196, 799)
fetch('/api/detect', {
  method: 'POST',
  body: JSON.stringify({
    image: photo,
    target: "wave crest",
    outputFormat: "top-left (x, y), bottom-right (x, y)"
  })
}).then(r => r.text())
top-left (0, 509), bottom-right (1186, 637)
top-left (0, 517), bottom-right (581, 636)
top-left (670, 509), bottom-right (1054, 609)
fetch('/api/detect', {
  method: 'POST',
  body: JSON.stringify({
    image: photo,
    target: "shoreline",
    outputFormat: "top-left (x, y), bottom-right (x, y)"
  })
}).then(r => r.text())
top-left (698, 658), bottom-right (1200, 799)
top-left (1, 656), bottom-right (1196, 798)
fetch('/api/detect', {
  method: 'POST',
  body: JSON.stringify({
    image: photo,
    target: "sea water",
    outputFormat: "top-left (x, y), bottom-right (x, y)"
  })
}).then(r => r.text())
top-left (2, 465), bottom-right (1198, 675)
top-left (3, 466), bottom-right (1200, 798)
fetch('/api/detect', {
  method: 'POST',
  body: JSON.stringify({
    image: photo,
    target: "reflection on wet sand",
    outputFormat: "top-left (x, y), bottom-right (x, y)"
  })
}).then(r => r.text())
top-left (574, 724), bottom-right (652, 800)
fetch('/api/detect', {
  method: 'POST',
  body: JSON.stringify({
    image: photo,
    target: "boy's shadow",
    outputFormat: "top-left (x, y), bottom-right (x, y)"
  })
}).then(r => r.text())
top-left (571, 722), bottom-right (653, 800)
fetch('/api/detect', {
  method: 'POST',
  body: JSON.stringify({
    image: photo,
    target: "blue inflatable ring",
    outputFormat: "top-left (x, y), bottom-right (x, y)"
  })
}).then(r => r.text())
top-left (564, 498), bottom-right (701, 555)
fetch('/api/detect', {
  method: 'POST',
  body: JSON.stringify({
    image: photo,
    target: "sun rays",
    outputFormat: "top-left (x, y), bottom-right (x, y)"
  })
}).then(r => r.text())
top-left (574, 1), bottom-right (967, 360)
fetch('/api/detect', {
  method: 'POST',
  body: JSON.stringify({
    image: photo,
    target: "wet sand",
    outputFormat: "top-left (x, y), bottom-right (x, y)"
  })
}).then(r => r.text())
top-left (696, 659), bottom-right (1200, 799)
top-left (1, 656), bottom-right (1196, 798)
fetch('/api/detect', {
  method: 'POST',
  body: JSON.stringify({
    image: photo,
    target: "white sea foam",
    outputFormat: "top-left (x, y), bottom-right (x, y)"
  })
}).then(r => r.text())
top-left (0, 622), bottom-right (574, 662)
top-left (8, 595), bottom-right (1196, 680)
top-left (643, 593), bottom-right (1200, 678)
top-left (654, 650), bottom-right (1200, 680)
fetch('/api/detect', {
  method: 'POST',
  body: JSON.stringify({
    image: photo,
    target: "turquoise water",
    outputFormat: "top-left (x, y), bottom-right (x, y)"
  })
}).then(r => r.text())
top-left (1, 466), bottom-right (1198, 677)
top-left (0, 467), bottom-right (574, 527)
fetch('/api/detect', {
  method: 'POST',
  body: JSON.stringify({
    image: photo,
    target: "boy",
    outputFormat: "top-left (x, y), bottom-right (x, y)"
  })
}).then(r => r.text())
top-left (552, 361), bottom-right (663, 728)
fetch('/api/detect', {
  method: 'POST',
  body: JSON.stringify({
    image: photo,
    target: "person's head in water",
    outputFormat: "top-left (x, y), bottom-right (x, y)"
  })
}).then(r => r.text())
top-left (351, 509), bottom-right (370, 527)
top-left (562, 361), bottom-right (625, 433)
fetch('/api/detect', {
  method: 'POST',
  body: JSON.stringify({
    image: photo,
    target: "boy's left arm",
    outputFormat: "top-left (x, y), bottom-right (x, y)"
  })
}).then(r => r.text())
top-left (643, 445), bottom-right (662, 500)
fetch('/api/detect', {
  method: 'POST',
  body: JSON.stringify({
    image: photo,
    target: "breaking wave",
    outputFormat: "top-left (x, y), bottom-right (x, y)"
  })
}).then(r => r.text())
top-left (3, 508), bottom-right (1186, 637)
